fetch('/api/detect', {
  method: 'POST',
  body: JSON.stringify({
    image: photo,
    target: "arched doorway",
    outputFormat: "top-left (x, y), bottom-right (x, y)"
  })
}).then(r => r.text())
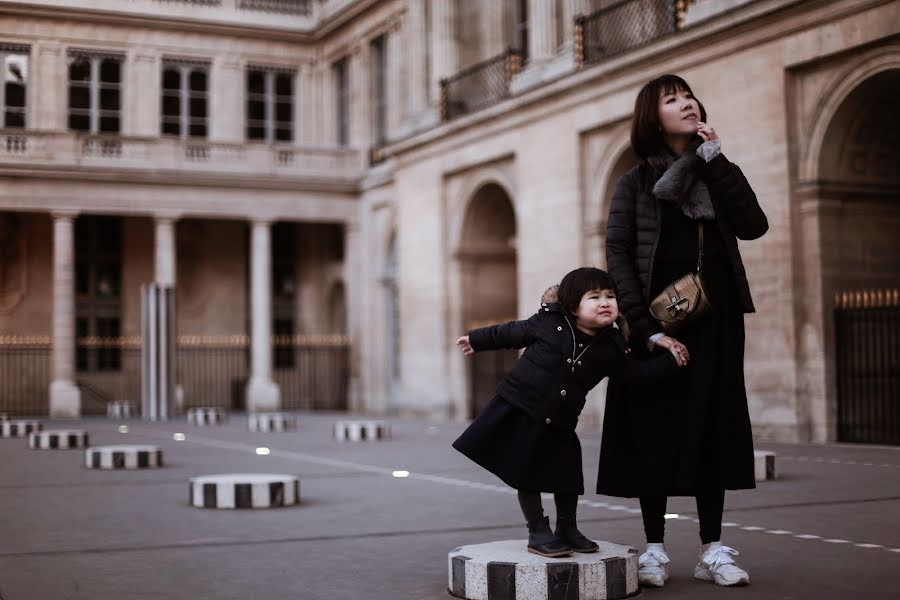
top-left (813, 69), bottom-right (900, 444)
top-left (458, 183), bottom-right (518, 418)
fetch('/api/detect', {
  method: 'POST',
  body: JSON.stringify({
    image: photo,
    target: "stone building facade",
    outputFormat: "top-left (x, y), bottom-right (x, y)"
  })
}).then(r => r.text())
top-left (0, 0), bottom-right (897, 443)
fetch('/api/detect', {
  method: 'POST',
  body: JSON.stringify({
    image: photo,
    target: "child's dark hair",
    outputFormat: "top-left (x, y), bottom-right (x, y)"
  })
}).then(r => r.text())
top-left (557, 267), bottom-right (616, 316)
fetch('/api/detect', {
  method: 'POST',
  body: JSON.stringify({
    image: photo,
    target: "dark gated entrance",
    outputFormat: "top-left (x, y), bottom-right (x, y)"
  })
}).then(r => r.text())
top-left (835, 289), bottom-right (900, 445)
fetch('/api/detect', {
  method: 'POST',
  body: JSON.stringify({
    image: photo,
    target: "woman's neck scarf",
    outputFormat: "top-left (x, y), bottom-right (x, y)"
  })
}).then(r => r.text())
top-left (647, 138), bottom-right (716, 221)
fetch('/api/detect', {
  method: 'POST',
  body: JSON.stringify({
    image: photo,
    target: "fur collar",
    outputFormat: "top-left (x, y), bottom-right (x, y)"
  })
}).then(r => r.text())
top-left (648, 139), bottom-right (715, 221)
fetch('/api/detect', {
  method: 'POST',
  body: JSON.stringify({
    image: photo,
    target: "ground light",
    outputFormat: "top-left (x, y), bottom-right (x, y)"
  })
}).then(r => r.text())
top-left (173, 433), bottom-right (185, 441)
top-left (256, 447), bottom-right (270, 455)
top-left (392, 470), bottom-right (410, 478)
top-left (118, 426), bottom-right (129, 433)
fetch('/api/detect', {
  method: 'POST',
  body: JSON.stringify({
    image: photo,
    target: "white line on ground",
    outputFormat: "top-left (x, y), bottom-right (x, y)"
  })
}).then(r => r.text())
top-left (136, 429), bottom-right (900, 557)
top-left (780, 456), bottom-right (900, 469)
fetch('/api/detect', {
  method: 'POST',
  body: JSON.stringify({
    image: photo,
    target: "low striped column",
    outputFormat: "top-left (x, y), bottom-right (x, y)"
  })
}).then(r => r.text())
top-left (189, 474), bottom-right (300, 509)
top-left (754, 450), bottom-right (776, 481)
top-left (449, 540), bottom-right (639, 600)
top-left (334, 420), bottom-right (390, 442)
top-left (1, 420), bottom-right (41, 438)
top-left (107, 401), bottom-right (132, 419)
top-left (186, 407), bottom-right (226, 426)
top-left (248, 412), bottom-right (296, 433)
top-left (86, 445), bottom-right (163, 469)
top-left (29, 429), bottom-right (89, 450)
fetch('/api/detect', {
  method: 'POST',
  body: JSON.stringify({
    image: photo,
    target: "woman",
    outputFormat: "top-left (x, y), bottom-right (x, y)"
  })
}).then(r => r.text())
top-left (598, 74), bottom-right (768, 588)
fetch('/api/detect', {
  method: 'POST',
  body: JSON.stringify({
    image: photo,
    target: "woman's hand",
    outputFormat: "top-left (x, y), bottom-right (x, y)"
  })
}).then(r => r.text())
top-left (696, 121), bottom-right (719, 143)
top-left (456, 335), bottom-right (474, 356)
top-left (654, 335), bottom-right (690, 367)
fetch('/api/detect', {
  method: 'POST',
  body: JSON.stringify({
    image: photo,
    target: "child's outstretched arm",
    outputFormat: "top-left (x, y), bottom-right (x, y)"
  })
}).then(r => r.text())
top-left (461, 314), bottom-right (539, 354)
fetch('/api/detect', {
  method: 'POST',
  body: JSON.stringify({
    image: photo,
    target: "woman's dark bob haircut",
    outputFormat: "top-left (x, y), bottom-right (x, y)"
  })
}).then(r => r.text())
top-left (631, 74), bottom-right (707, 160)
top-left (557, 267), bottom-right (615, 316)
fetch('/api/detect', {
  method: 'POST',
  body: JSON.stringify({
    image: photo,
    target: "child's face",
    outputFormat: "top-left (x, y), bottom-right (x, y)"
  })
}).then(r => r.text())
top-left (575, 288), bottom-right (618, 330)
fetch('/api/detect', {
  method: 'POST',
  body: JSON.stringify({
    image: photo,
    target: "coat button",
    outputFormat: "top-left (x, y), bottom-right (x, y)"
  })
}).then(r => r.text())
top-left (560, 389), bottom-right (567, 397)
top-left (542, 303), bottom-right (547, 307)
top-left (577, 361), bottom-right (582, 365)
top-left (557, 326), bottom-right (563, 331)
top-left (545, 418), bottom-right (551, 424)
top-left (544, 308), bottom-right (549, 312)
top-left (578, 343), bottom-right (583, 347)
top-left (566, 358), bottom-right (572, 364)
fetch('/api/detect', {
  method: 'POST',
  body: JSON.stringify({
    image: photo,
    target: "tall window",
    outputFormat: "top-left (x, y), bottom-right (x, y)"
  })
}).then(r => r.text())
top-left (513, 0), bottom-right (529, 61)
top-left (370, 35), bottom-right (387, 145)
top-left (333, 57), bottom-right (349, 146)
top-left (68, 51), bottom-right (123, 134)
top-left (75, 216), bottom-right (122, 372)
top-left (1, 45), bottom-right (28, 129)
top-left (161, 61), bottom-right (209, 138)
top-left (246, 67), bottom-right (294, 143)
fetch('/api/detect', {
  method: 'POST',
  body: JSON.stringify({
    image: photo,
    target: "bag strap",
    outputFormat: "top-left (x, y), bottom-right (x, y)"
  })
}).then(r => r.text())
top-left (696, 223), bottom-right (705, 274)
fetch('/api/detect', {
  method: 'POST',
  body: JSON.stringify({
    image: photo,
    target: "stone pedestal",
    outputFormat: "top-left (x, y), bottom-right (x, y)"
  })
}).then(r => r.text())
top-left (189, 473), bottom-right (300, 509)
top-left (754, 450), bottom-right (776, 481)
top-left (248, 412), bottom-right (296, 433)
top-left (334, 420), bottom-right (390, 442)
top-left (186, 407), bottom-right (227, 426)
top-left (29, 429), bottom-right (89, 449)
top-left (448, 540), bottom-right (639, 600)
top-left (86, 445), bottom-right (163, 469)
top-left (1, 420), bottom-right (41, 437)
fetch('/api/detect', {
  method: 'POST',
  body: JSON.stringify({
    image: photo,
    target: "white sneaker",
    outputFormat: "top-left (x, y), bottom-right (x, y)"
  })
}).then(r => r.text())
top-left (638, 544), bottom-right (670, 587)
top-left (694, 542), bottom-right (750, 587)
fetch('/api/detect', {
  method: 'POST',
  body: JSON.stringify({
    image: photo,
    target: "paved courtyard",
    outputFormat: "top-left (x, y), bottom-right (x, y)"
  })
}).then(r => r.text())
top-left (1, 412), bottom-right (898, 599)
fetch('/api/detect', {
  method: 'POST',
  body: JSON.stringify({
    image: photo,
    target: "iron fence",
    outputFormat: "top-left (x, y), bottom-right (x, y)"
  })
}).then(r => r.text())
top-left (575, 0), bottom-right (688, 67)
top-left (0, 335), bottom-right (349, 416)
top-left (835, 289), bottom-right (900, 445)
top-left (440, 48), bottom-right (523, 121)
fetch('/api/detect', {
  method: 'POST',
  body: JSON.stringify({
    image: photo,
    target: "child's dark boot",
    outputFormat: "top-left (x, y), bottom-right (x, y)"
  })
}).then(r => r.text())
top-left (555, 515), bottom-right (599, 553)
top-left (526, 516), bottom-right (573, 557)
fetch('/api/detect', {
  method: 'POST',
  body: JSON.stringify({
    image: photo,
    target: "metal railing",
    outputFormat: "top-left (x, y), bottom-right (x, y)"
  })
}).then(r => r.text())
top-left (238, 0), bottom-right (311, 14)
top-left (440, 48), bottom-right (524, 122)
top-left (575, 0), bottom-right (690, 68)
top-left (834, 289), bottom-right (900, 445)
top-left (0, 335), bottom-right (349, 416)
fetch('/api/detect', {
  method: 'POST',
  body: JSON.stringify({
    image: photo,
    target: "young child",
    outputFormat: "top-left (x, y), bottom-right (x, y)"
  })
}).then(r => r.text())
top-left (452, 267), bottom-right (687, 557)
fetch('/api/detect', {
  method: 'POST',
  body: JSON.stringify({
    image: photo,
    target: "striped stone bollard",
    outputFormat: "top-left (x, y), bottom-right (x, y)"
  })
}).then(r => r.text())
top-left (86, 445), bottom-right (163, 469)
top-left (334, 420), bottom-right (390, 442)
top-left (1, 420), bottom-right (41, 438)
top-left (248, 412), bottom-right (296, 433)
top-left (107, 401), bottom-right (132, 419)
top-left (754, 450), bottom-right (776, 481)
top-left (448, 540), bottom-right (639, 600)
top-left (29, 429), bottom-right (89, 450)
top-left (186, 407), bottom-right (226, 426)
top-left (189, 474), bottom-right (300, 509)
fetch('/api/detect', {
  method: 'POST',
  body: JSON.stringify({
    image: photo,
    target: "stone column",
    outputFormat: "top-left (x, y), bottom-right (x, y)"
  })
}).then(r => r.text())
top-left (246, 219), bottom-right (280, 411)
top-left (296, 61), bottom-right (316, 146)
top-left (128, 49), bottom-right (160, 136)
top-left (405, 0), bottom-right (429, 114)
top-left (211, 54), bottom-right (243, 143)
top-left (561, 0), bottom-right (584, 52)
top-left (385, 24), bottom-right (405, 140)
top-left (49, 212), bottom-right (81, 417)
top-left (33, 42), bottom-right (66, 131)
top-left (154, 216), bottom-right (177, 286)
top-left (343, 222), bottom-right (363, 412)
top-left (430, 0), bottom-right (458, 107)
top-left (528, 0), bottom-right (557, 62)
top-left (349, 44), bottom-right (370, 148)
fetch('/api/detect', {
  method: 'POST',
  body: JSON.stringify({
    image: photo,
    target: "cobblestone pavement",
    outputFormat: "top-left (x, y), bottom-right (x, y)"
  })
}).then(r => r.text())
top-left (1, 413), bottom-right (898, 599)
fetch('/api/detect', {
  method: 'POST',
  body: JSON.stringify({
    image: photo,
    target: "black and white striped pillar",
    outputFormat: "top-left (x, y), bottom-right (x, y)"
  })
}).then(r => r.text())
top-left (85, 445), bottom-right (163, 469)
top-left (448, 540), bottom-right (639, 600)
top-left (248, 412), bottom-right (296, 433)
top-left (188, 474), bottom-right (300, 509)
top-left (29, 429), bottom-right (89, 450)
top-left (186, 407), bottom-right (226, 426)
top-left (754, 450), bottom-right (776, 481)
top-left (1, 420), bottom-right (41, 438)
top-left (334, 420), bottom-right (390, 442)
top-left (107, 401), bottom-right (132, 419)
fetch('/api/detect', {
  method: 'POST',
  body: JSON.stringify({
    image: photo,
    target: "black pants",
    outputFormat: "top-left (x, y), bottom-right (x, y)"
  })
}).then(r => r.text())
top-left (640, 491), bottom-right (725, 544)
top-left (518, 491), bottom-right (578, 522)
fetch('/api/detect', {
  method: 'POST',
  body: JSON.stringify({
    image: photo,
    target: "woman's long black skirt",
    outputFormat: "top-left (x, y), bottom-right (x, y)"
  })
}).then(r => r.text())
top-left (453, 396), bottom-right (584, 494)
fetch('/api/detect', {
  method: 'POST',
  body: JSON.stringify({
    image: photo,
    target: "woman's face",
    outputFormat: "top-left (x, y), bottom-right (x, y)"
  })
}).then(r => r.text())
top-left (657, 86), bottom-right (701, 138)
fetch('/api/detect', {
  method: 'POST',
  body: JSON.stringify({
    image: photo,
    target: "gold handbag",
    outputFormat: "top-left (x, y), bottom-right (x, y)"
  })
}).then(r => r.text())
top-left (649, 223), bottom-right (712, 335)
